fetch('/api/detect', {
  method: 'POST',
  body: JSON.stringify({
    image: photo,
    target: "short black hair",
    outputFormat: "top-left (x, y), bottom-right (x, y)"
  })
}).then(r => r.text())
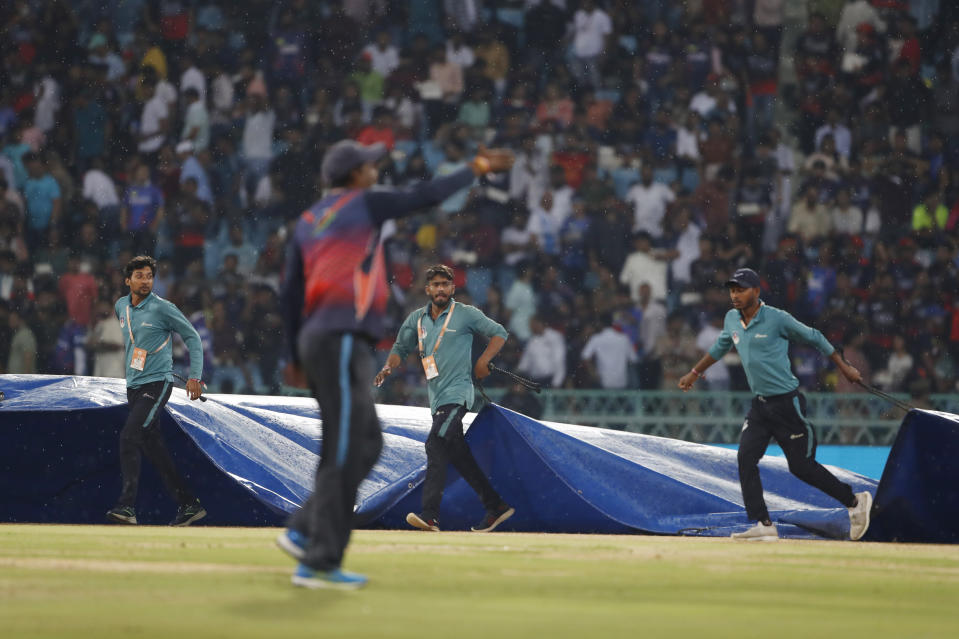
top-left (124, 255), bottom-right (157, 278)
top-left (425, 264), bottom-right (454, 282)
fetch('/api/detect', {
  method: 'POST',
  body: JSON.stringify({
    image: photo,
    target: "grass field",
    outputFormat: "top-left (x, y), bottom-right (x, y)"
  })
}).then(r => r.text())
top-left (2, 525), bottom-right (958, 638)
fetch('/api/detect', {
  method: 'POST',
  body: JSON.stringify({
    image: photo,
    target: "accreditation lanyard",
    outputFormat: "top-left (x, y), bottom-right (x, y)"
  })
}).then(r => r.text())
top-left (126, 302), bottom-right (170, 371)
top-left (417, 302), bottom-right (456, 380)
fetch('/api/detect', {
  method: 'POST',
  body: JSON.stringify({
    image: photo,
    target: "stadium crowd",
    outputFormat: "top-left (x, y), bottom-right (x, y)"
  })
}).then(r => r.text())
top-left (1, 0), bottom-right (958, 405)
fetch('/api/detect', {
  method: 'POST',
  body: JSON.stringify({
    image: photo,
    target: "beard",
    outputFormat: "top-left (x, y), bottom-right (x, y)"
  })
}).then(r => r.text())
top-left (431, 294), bottom-right (450, 308)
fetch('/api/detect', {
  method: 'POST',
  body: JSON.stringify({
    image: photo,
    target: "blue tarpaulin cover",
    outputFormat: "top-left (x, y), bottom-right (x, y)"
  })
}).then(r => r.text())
top-left (1, 374), bottom-right (950, 542)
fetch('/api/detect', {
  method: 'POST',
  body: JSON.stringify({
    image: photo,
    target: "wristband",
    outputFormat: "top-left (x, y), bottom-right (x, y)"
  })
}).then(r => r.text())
top-left (473, 155), bottom-right (491, 174)
top-left (689, 368), bottom-right (704, 379)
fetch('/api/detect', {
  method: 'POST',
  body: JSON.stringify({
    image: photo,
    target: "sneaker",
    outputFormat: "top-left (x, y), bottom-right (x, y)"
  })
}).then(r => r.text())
top-left (169, 500), bottom-right (207, 527)
top-left (405, 512), bottom-right (440, 531)
top-left (291, 564), bottom-right (367, 590)
top-left (276, 529), bottom-right (307, 561)
top-left (471, 504), bottom-right (515, 532)
top-left (106, 506), bottom-right (137, 525)
top-left (848, 490), bottom-right (873, 541)
top-left (731, 521), bottom-right (779, 541)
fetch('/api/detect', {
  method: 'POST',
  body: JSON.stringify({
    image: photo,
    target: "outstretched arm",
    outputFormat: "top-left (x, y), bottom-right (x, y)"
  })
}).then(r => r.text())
top-left (678, 354), bottom-right (718, 391)
top-left (366, 146), bottom-right (514, 224)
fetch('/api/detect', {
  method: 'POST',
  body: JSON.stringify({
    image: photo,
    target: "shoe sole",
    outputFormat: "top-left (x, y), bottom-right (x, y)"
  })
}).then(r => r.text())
top-left (106, 513), bottom-right (137, 525)
top-left (850, 491), bottom-right (873, 541)
top-left (171, 508), bottom-right (207, 527)
top-left (731, 534), bottom-right (779, 542)
top-left (406, 513), bottom-right (440, 531)
top-left (276, 532), bottom-right (306, 561)
top-left (291, 574), bottom-right (366, 590)
top-left (471, 507), bottom-right (515, 532)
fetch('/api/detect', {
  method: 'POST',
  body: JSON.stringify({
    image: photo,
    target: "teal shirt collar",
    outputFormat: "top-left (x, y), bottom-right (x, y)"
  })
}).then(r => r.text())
top-left (737, 301), bottom-right (765, 329)
top-left (421, 298), bottom-right (456, 322)
top-left (129, 291), bottom-right (155, 309)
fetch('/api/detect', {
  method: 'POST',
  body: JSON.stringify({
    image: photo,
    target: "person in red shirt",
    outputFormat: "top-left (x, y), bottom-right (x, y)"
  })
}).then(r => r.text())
top-left (355, 106), bottom-right (396, 150)
top-left (58, 256), bottom-right (97, 327)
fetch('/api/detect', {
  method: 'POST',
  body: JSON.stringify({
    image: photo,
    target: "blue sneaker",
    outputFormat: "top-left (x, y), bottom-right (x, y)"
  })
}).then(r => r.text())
top-left (276, 529), bottom-right (307, 561)
top-left (291, 564), bottom-right (368, 590)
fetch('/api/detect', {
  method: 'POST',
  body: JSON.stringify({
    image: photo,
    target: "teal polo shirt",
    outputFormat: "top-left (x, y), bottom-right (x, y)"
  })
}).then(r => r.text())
top-left (115, 292), bottom-right (204, 388)
top-left (391, 300), bottom-right (508, 414)
top-left (707, 302), bottom-right (834, 397)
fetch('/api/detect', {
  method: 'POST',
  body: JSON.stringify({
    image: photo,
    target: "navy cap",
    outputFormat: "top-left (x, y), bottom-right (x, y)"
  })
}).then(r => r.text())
top-left (321, 140), bottom-right (387, 185)
top-left (725, 268), bottom-right (761, 289)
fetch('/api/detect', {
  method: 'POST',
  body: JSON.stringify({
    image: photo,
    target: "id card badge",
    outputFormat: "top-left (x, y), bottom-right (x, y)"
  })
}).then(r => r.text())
top-left (130, 347), bottom-right (147, 371)
top-left (421, 355), bottom-right (439, 380)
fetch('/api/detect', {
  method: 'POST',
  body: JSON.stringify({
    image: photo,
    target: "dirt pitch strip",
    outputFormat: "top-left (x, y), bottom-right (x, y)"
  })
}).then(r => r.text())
top-left (1, 524), bottom-right (957, 638)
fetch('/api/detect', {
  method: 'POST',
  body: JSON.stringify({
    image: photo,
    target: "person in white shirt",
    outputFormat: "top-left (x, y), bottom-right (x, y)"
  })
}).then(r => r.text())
top-left (362, 31), bottom-right (400, 77)
top-left (676, 111), bottom-right (702, 163)
top-left (636, 282), bottom-right (667, 357)
top-left (81, 162), bottom-right (120, 211)
top-left (815, 110), bottom-right (852, 159)
top-left (504, 267), bottom-right (537, 341)
top-left (830, 187), bottom-right (864, 235)
top-left (526, 162), bottom-right (570, 213)
top-left (179, 52), bottom-right (207, 103)
top-left (663, 207), bottom-right (702, 288)
top-left (241, 93), bottom-right (275, 194)
top-left (570, 0), bottom-right (612, 88)
top-left (33, 73), bottom-right (60, 133)
top-left (626, 164), bottom-right (675, 238)
top-left (509, 135), bottom-right (548, 204)
top-left (446, 32), bottom-right (475, 68)
top-left (518, 316), bottom-right (566, 387)
top-left (581, 319), bottom-right (638, 389)
top-left (620, 231), bottom-right (668, 303)
top-left (88, 299), bottom-right (125, 378)
top-left (210, 61), bottom-right (235, 125)
top-left (695, 314), bottom-right (730, 390)
top-left (836, 0), bottom-right (885, 52)
top-left (501, 208), bottom-right (534, 267)
top-left (137, 79), bottom-right (169, 155)
top-left (181, 87), bottom-right (211, 152)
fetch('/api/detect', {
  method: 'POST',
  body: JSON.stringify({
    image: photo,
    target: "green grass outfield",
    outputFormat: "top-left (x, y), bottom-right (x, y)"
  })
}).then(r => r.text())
top-left (2, 525), bottom-right (958, 638)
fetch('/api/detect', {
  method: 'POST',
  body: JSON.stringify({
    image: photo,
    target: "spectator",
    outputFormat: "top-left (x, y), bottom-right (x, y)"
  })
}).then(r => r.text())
top-left (517, 316), bottom-right (566, 388)
top-left (7, 308), bottom-right (37, 374)
top-left (364, 31), bottom-right (401, 77)
top-left (137, 76), bottom-right (170, 158)
top-left (830, 187), bottom-right (864, 235)
top-left (651, 312), bottom-right (700, 390)
top-left (569, 0), bottom-right (612, 89)
top-left (504, 266), bottom-right (536, 341)
top-left (788, 184), bottom-right (832, 244)
top-left (22, 152), bottom-right (61, 254)
top-left (121, 163), bottom-right (164, 255)
top-left (241, 93), bottom-right (276, 197)
top-left (695, 313), bottom-right (731, 390)
top-left (177, 142), bottom-right (213, 206)
top-left (874, 335), bottom-right (914, 392)
top-left (87, 299), bottom-right (125, 378)
top-left (180, 87), bottom-right (210, 152)
top-left (581, 316), bottom-right (638, 389)
top-left (626, 164), bottom-right (675, 237)
top-left (836, 0), bottom-right (886, 53)
top-left (58, 257), bottom-right (98, 328)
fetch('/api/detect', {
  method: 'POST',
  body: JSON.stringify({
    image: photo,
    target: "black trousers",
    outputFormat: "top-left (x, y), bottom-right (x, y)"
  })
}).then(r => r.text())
top-left (287, 332), bottom-right (383, 572)
top-left (738, 391), bottom-right (856, 522)
top-left (118, 380), bottom-right (195, 507)
top-left (421, 403), bottom-right (502, 521)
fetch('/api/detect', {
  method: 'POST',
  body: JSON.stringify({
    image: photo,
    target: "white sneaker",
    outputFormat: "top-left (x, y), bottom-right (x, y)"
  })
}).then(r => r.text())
top-left (848, 491), bottom-right (873, 541)
top-left (731, 521), bottom-right (779, 541)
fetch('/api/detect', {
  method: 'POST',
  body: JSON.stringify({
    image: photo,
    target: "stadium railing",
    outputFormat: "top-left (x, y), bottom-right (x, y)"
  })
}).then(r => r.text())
top-left (281, 387), bottom-right (942, 445)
